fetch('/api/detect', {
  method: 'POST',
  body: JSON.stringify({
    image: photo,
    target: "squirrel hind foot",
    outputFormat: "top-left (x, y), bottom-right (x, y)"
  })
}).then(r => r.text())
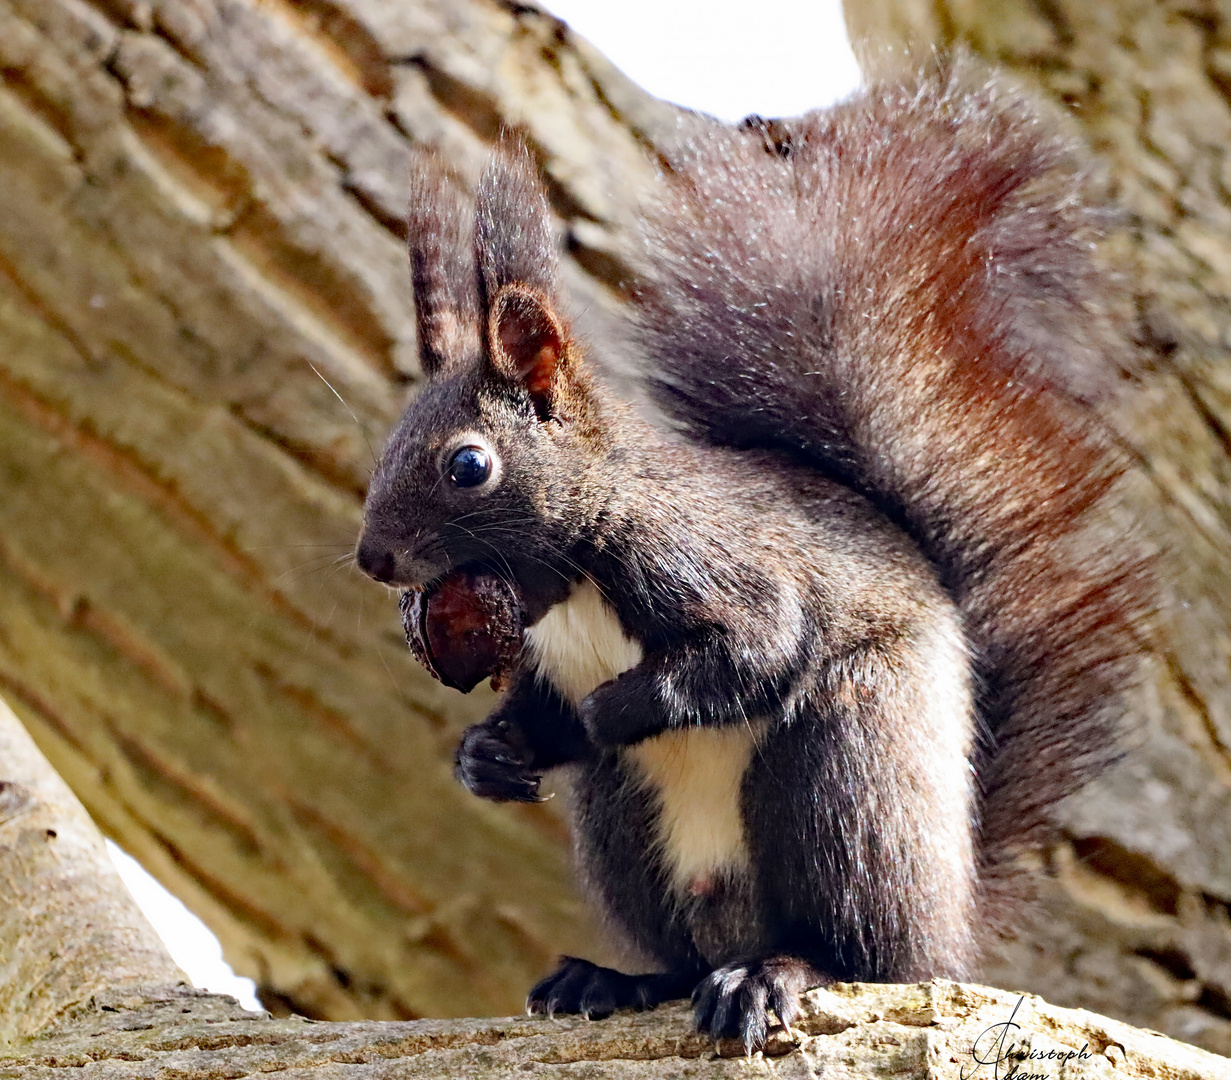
top-left (527, 957), bottom-right (694, 1020)
top-left (692, 955), bottom-right (826, 1055)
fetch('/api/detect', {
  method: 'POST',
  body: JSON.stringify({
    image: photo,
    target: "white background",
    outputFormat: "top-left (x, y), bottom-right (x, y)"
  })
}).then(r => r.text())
top-left (545, 0), bottom-right (860, 121)
top-left (109, 0), bottom-right (861, 1014)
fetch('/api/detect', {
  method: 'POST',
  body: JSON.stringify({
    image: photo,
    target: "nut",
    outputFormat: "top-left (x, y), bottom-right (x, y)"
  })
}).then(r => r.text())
top-left (400, 568), bottom-right (524, 692)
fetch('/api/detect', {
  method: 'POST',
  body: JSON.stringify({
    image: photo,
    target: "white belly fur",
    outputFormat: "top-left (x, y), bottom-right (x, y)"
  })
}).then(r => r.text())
top-left (526, 580), bottom-right (755, 894)
top-left (624, 727), bottom-right (756, 894)
top-left (525, 579), bottom-right (643, 707)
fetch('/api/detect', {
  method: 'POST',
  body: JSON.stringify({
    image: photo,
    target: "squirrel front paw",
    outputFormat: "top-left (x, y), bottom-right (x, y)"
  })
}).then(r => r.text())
top-left (578, 675), bottom-right (659, 748)
top-left (454, 719), bottom-right (544, 802)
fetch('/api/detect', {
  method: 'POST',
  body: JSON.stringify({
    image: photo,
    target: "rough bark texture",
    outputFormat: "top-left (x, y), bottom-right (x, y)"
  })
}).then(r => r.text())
top-left (0, 697), bottom-right (183, 1042)
top-left (846, 0), bottom-right (1231, 1058)
top-left (0, 0), bottom-right (647, 1025)
top-left (1, 0), bottom-right (1230, 1063)
top-left (7, 980), bottom-right (1229, 1079)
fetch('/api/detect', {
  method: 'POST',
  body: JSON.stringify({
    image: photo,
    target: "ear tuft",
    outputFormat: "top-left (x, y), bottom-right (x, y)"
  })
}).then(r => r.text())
top-left (475, 139), bottom-right (558, 303)
top-left (490, 286), bottom-right (566, 414)
top-left (407, 149), bottom-right (482, 376)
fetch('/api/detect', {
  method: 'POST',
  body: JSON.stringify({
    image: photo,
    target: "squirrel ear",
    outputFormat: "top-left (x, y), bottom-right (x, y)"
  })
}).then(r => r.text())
top-left (489, 286), bottom-right (567, 416)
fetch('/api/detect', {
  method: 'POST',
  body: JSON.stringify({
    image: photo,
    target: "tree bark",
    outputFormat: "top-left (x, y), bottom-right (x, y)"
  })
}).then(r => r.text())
top-left (1, 0), bottom-right (1230, 1061)
top-left (7, 984), bottom-right (1226, 1078)
top-left (0, 696), bottom-right (182, 1042)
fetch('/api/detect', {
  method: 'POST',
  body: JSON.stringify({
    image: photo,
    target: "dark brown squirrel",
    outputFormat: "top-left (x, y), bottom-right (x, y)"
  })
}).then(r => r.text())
top-left (356, 59), bottom-right (1153, 1051)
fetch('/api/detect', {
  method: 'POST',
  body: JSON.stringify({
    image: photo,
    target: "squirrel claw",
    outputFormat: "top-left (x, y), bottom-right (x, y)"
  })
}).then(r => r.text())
top-left (527, 958), bottom-right (694, 1021)
top-left (455, 721), bottom-right (542, 802)
top-left (692, 956), bottom-right (821, 1055)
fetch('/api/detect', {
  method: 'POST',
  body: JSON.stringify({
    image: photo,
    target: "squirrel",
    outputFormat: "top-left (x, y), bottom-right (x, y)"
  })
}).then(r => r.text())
top-left (356, 59), bottom-right (1153, 1052)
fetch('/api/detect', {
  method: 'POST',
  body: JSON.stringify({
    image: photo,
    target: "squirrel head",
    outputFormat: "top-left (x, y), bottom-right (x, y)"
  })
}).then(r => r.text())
top-left (356, 144), bottom-right (610, 597)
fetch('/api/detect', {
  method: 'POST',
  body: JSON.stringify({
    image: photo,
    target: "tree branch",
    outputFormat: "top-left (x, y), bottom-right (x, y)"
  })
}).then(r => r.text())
top-left (0, 696), bottom-right (182, 1044)
top-left (3, 977), bottom-right (1225, 1078)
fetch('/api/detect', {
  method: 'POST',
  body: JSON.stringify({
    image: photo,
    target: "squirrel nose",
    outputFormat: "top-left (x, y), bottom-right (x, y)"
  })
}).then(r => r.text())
top-left (356, 537), bottom-right (397, 583)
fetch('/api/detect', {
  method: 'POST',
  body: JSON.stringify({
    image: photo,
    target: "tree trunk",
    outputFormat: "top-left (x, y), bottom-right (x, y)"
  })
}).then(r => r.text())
top-left (1, 0), bottom-right (1230, 1061)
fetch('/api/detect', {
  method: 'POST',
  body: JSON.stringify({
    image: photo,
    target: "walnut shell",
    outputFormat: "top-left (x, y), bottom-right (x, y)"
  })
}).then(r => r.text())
top-left (400, 568), bottom-right (524, 692)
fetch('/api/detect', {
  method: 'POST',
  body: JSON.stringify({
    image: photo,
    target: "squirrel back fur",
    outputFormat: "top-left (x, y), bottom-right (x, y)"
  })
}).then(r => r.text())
top-left (631, 63), bottom-right (1152, 929)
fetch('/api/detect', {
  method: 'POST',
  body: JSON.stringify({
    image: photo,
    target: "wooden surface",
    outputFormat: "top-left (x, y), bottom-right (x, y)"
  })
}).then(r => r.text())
top-left (0, 0), bottom-right (636, 1022)
top-left (7, 980), bottom-right (1227, 1079)
top-left (0, 696), bottom-right (181, 1043)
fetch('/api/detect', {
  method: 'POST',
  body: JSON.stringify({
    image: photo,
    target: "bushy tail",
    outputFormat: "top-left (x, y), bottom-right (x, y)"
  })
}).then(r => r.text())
top-left (630, 61), bottom-right (1153, 930)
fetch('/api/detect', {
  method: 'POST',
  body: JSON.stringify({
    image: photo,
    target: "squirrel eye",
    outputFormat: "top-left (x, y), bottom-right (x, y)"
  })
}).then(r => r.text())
top-left (447, 445), bottom-right (492, 488)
